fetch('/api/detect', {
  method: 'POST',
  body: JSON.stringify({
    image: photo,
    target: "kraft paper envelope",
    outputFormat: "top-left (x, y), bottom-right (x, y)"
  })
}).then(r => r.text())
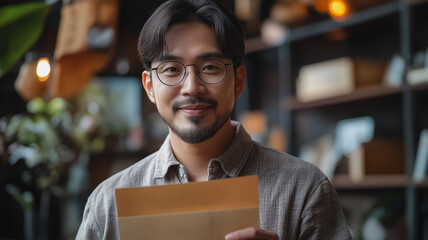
top-left (115, 175), bottom-right (259, 240)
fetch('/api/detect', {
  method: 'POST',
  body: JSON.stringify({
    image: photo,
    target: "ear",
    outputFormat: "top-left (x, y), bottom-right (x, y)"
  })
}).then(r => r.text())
top-left (142, 71), bottom-right (156, 103)
top-left (234, 65), bottom-right (246, 98)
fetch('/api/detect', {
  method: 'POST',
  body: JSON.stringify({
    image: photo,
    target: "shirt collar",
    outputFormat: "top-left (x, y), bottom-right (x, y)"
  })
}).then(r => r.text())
top-left (209, 121), bottom-right (253, 178)
top-left (153, 120), bottom-right (253, 179)
top-left (154, 135), bottom-right (181, 179)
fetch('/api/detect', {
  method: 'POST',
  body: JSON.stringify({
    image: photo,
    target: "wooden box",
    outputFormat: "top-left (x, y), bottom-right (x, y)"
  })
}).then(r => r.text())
top-left (296, 57), bottom-right (386, 102)
top-left (349, 138), bottom-right (405, 182)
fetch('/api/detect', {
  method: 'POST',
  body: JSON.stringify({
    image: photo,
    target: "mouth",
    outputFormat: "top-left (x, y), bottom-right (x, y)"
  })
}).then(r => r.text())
top-left (173, 97), bottom-right (217, 117)
top-left (178, 103), bottom-right (213, 116)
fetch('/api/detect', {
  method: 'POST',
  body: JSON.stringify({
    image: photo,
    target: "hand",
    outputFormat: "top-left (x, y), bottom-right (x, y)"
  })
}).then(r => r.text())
top-left (225, 227), bottom-right (279, 240)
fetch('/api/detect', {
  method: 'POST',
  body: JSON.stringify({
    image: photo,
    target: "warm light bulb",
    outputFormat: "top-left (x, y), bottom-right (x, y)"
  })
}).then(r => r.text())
top-left (329, 0), bottom-right (347, 18)
top-left (36, 57), bottom-right (50, 82)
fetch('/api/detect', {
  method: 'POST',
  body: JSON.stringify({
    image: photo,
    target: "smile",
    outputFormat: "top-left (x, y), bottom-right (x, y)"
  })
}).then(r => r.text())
top-left (179, 104), bottom-right (213, 116)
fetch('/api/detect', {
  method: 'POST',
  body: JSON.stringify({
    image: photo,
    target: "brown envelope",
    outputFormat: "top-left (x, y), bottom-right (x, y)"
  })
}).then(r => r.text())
top-left (115, 175), bottom-right (259, 240)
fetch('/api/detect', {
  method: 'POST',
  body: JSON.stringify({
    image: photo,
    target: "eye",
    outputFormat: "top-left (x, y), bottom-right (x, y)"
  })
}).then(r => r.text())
top-left (202, 64), bottom-right (218, 71)
top-left (158, 62), bottom-right (183, 76)
top-left (165, 67), bottom-right (180, 73)
top-left (199, 60), bottom-right (224, 74)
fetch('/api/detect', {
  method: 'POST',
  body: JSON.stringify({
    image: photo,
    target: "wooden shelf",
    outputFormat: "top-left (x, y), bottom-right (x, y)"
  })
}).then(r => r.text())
top-left (284, 1), bottom-right (399, 43)
top-left (415, 177), bottom-right (428, 188)
top-left (408, 0), bottom-right (428, 7)
top-left (332, 174), bottom-right (407, 190)
top-left (244, 2), bottom-right (401, 54)
top-left (284, 85), bottom-right (402, 110)
top-left (410, 82), bottom-right (428, 92)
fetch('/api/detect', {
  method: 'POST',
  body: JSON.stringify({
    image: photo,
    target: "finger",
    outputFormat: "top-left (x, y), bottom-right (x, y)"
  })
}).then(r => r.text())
top-left (225, 227), bottom-right (279, 240)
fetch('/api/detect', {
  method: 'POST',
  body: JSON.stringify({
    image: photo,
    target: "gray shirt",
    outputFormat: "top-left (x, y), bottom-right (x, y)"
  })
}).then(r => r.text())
top-left (76, 121), bottom-right (351, 239)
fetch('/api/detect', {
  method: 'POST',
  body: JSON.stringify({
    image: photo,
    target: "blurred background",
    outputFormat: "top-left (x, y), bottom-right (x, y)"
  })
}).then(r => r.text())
top-left (1, 0), bottom-right (428, 239)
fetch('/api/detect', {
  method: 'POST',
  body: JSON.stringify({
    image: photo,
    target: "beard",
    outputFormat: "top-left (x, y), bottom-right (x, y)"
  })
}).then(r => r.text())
top-left (159, 96), bottom-right (232, 144)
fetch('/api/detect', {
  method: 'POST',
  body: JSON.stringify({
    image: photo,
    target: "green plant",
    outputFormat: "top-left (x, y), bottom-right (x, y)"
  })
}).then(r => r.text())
top-left (1, 82), bottom-right (130, 193)
top-left (0, 83), bottom-right (130, 238)
top-left (4, 97), bottom-right (75, 191)
top-left (0, 2), bottom-right (52, 78)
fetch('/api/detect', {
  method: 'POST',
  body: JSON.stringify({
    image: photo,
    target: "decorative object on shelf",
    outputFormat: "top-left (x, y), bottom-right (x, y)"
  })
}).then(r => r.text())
top-left (335, 116), bottom-right (377, 181)
top-left (298, 116), bottom-right (403, 181)
top-left (407, 67), bottom-right (428, 85)
top-left (335, 116), bottom-right (375, 160)
top-left (51, 0), bottom-right (118, 98)
top-left (340, 194), bottom-right (377, 240)
top-left (362, 192), bottom-right (406, 240)
top-left (384, 54), bottom-right (405, 87)
top-left (299, 134), bottom-right (336, 179)
top-left (296, 57), bottom-right (386, 102)
top-left (361, 213), bottom-right (387, 240)
top-left (407, 48), bottom-right (428, 86)
top-left (412, 129), bottom-right (428, 183)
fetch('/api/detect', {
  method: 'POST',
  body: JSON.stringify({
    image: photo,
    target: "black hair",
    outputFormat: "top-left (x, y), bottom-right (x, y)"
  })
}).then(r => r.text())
top-left (138, 0), bottom-right (245, 71)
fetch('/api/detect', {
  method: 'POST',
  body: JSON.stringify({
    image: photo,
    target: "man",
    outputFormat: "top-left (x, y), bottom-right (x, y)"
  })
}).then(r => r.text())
top-left (76, 0), bottom-right (352, 239)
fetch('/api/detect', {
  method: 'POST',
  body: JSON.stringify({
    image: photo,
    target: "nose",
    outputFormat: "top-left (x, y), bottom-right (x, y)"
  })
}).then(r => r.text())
top-left (180, 65), bottom-right (206, 96)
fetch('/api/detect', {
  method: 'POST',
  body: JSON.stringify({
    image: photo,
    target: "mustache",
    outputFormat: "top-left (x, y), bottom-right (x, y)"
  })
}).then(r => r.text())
top-left (172, 97), bottom-right (218, 110)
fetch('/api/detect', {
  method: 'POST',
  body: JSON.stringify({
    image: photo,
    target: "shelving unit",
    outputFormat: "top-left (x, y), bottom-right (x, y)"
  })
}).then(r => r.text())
top-left (271, 0), bottom-right (428, 238)
top-left (283, 1), bottom-right (399, 43)
top-left (332, 175), bottom-right (407, 190)
top-left (284, 85), bottom-right (403, 110)
top-left (416, 178), bottom-right (428, 188)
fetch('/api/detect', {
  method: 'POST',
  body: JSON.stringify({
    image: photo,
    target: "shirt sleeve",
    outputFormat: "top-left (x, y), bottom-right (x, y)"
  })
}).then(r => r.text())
top-left (299, 178), bottom-right (352, 240)
top-left (75, 197), bottom-right (103, 240)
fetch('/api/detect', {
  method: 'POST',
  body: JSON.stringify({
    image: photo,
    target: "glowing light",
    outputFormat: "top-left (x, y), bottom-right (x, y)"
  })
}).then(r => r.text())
top-left (36, 57), bottom-right (50, 82)
top-left (329, 0), bottom-right (347, 18)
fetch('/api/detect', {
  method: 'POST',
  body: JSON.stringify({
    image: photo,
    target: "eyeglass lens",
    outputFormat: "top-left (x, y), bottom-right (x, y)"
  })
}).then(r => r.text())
top-left (156, 59), bottom-right (228, 85)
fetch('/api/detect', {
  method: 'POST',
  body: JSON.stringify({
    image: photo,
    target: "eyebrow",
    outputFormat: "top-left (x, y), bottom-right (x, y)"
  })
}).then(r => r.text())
top-left (155, 52), bottom-right (227, 63)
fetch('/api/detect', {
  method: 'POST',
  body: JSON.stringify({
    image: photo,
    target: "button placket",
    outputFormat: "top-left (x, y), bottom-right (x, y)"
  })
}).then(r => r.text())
top-left (178, 164), bottom-right (189, 183)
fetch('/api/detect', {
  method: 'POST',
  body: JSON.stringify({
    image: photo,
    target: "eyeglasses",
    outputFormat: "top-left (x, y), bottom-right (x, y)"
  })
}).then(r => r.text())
top-left (150, 59), bottom-right (233, 86)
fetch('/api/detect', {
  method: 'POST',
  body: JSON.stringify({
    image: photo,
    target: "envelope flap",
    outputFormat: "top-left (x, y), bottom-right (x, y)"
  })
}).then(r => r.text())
top-left (115, 175), bottom-right (258, 217)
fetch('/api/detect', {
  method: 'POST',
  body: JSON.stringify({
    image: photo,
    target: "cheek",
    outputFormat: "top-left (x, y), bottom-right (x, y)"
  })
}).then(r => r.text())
top-left (152, 83), bottom-right (175, 104)
top-left (217, 82), bottom-right (236, 110)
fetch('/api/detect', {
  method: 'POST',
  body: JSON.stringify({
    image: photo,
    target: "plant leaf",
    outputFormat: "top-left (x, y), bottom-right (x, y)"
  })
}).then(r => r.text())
top-left (0, 2), bottom-right (50, 78)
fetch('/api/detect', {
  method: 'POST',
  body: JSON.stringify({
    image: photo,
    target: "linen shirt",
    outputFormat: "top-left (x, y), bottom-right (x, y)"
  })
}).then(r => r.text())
top-left (76, 121), bottom-right (351, 239)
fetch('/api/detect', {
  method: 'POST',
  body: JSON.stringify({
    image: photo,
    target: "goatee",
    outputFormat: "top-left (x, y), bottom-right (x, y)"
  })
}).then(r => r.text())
top-left (161, 96), bottom-right (231, 143)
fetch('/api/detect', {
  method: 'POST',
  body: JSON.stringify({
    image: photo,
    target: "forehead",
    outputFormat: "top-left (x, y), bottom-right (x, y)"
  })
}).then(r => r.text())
top-left (160, 22), bottom-right (222, 62)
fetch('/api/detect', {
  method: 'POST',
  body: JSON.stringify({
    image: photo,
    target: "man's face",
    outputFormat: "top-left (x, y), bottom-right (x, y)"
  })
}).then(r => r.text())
top-left (142, 22), bottom-right (245, 143)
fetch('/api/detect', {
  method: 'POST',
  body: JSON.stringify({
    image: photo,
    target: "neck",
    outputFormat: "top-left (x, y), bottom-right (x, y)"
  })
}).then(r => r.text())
top-left (169, 119), bottom-right (235, 182)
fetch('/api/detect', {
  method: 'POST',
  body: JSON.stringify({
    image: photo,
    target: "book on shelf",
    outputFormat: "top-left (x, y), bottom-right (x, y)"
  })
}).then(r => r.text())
top-left (412, 129), bottom-right (428, 183)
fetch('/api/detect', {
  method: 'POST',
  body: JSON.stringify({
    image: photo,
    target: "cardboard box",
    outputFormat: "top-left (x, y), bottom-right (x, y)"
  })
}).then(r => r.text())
top-left (349, 138), bottom-right (405, 182)
top-left (296, 57), bottom-right (386, 102)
